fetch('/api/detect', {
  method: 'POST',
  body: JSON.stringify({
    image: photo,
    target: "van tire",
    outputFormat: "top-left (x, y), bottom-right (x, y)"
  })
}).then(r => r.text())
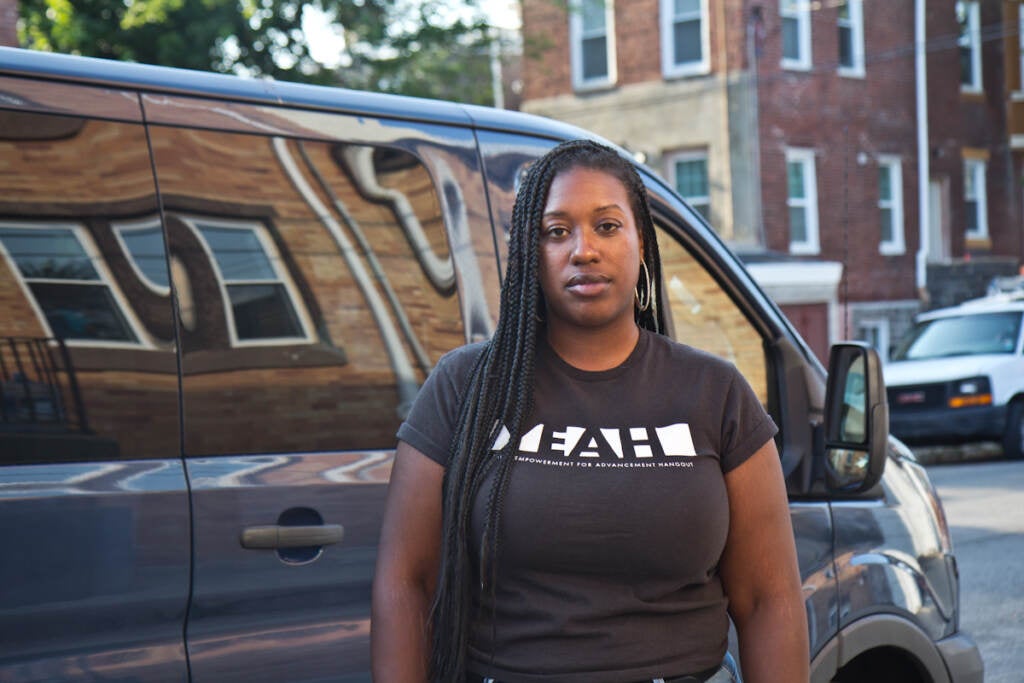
top-left (1004, 400), bottom-right (1024, 460)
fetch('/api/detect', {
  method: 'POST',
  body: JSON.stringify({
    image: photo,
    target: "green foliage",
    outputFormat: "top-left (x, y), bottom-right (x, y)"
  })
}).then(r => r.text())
top-left (16, 0), bottom-right (499, 101)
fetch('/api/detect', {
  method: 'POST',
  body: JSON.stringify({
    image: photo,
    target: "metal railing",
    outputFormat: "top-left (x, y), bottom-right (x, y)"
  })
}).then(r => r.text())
top-left (0, 337), bottom-right (88, 433)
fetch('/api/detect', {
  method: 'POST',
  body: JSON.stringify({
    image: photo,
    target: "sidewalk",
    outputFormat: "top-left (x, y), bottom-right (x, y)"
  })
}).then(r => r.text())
top-left (911, 441), bottom-right (1005, 466)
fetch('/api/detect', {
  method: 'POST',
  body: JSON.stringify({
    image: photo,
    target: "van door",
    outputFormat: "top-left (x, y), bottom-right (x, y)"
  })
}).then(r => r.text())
top-left (142, 93), bottom-right (498, 681)
top-left (0, 78), bottom-right (188, 680)
top-left (475, 130), bottom-right (838, 665)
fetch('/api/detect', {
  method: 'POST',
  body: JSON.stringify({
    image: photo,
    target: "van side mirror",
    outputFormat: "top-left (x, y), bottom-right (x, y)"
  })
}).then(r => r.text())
top-left (823, 342), bottom-right (888, 493)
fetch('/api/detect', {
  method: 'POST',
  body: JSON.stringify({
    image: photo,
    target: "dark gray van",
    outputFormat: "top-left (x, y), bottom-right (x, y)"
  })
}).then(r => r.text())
top-left (0, 47), bottom-right (982, 683)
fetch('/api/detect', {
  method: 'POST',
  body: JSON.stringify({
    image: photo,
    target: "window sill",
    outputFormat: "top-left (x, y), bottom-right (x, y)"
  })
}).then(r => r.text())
top-left (663, 62), bottom-right (712, 80)
top-left (1011, 90), bottom-right (1024, 102)
top-left (572, 79), bottom-right (618, 95)
top-left (781, 60), bottom-right (812, 72)
top-left (960, 88), bottom-right (985, 101)
top-left (838, 66), bottom-right (865, 79)
top-left (965, 235), bottom-right (991, 250)
top-left (879, 244), bottom-right (906, 256)
top-left (788, 244), bottom-right (821, 256)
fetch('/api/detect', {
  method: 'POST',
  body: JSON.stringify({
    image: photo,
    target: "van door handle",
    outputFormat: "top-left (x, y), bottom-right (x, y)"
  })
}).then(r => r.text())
top-left (240, 524), bottom-right (345, 549)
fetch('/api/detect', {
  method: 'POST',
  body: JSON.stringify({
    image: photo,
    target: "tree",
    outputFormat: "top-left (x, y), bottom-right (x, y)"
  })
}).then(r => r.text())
top-left (16, 0), bottom-right (499, 103)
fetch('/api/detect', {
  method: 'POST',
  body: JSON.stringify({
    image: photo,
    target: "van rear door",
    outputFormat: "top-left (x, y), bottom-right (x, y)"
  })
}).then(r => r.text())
top-left (0, 76), bottom-right (189, 681)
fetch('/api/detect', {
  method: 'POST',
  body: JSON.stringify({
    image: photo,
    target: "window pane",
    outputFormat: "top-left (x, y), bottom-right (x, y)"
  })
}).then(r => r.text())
top-left (838, 1), bottom-right (850, 20)
top-left (878, 165), bottom-right (892, 200)
top-left (582, 36), bottom-right (609, 80)
top-left (789, 206), bottom-right (808, 243)
top-left (839, 26), bottom-right (853, 67)
top-left (673, 20), bottom-right (702, 64)
top-left (656, 224), bottom-right (768, 404)
top-left (787, 161), bottom-right (805, 199)
top-left (119, 227), bottom-right (169, 288)
top-left (692, 201), bottom-right (711, 221)
top-left (197, 226), bottom-right (276, 281)
top-left (964, 164), bottom-right (976, 196)
top-left (782, 18), bottom-right (800, 60)
top-left (0, 228), bottom-right (99, 280)
top-left (675, 158), bottom-right (708, 197)
top-left (675, 0), bottom-right (700, 15)
top-left (228, 284), bottom-right (303, 340)
top-left (965, 199), bottom-right (978, 232)
top-left (29, 282), bottom-right (137, 341)
top-left (880, 207), bottom-right (893, 243)
top-left (581, 0), bottom-right (606, 32)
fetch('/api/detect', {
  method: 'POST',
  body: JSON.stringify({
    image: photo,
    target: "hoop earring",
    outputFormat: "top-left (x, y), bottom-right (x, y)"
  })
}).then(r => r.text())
top-left (635, 260), bottom-right (651, 313)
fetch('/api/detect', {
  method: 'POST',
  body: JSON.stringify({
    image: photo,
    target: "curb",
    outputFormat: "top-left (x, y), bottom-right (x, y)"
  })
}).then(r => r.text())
top-left (913, 442), bottom-right (1005, 466)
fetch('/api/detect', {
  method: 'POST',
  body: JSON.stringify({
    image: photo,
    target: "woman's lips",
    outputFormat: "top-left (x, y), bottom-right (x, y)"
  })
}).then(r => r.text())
top-left (566, 273), bottom-right (611, 296)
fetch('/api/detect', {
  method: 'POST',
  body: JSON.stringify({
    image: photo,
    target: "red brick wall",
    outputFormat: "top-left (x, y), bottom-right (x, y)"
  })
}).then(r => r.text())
top-left (0, 0), bottom-right (17, 47)
top-left (756, 0), bottom-right (920, 303)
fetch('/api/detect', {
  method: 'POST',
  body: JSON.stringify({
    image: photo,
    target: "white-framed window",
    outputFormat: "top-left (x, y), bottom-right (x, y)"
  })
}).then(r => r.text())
top-left (660, 0), bottom-right (710, 77)
top-left (964, 158), bottom-right (988, 239)
top-left (112, 218), bottom-right (171, 295)
top-left (957, 1), bottom-right (982, 92)
top-left (570, 0), bottom-right (616, 90)
top-left (878, 156), bottom-right (905, 255)
top-left (858, 319), bottom-right (890, 362)
top-left (780, 0), bottom-right (812, 70)
top-left (837, 0), bottom-right (865, 77)
top-left (785, 148), bottom-right (819, 254)
top-left (0, 222), bottom-right (150, 346)
top-left (183, 216), bottom-right (314, 346)
top-left (668, 150), bottom-right (710, 221)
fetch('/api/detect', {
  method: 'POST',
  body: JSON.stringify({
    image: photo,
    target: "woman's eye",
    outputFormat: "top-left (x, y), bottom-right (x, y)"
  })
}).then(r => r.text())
top-left (597, 221), bottom-right (620, 233)
top-left (545, 225), bottom-right (569, 238)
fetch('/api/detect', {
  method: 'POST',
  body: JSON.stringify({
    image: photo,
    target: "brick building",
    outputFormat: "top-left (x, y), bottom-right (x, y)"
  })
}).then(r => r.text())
top-left (0, 0), bottom-right (17, 47)
top-left (520, 0), bottom-right (1024, 360)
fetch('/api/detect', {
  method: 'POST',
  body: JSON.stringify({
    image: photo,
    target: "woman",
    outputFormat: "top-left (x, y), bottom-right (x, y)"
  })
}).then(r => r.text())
top-left (371, 140), bottom-right (808, 683)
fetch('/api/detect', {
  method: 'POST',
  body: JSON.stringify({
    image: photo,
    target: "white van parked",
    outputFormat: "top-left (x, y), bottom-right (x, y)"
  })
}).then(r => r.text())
top-left (885, 292), bottom-right (1024, 459)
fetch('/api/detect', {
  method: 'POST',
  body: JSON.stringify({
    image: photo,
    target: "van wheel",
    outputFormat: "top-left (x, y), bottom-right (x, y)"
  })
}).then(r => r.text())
top-left (1004, 400), bottom-right (1024, 460)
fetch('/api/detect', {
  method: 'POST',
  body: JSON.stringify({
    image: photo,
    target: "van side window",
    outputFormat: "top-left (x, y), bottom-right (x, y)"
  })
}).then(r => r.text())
top-left (0, 109), bottom-right (178, 463)
top-left (146, 127), bottom-right (464, 455)
top-left (655, 225), bottom-right (769, 405)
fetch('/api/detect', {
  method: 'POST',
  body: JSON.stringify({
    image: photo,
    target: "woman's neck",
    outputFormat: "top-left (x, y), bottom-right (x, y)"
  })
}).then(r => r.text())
top-left (544, 319), bottom-right (641, 371)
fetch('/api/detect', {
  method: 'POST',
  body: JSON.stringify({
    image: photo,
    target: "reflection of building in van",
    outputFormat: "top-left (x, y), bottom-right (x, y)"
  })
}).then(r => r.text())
top-left (0, 109), bottom-right (475, 461)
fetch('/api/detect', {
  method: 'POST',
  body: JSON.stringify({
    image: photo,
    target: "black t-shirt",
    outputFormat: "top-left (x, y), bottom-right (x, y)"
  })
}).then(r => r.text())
top-left (397, 329), bottom-right (778, 683)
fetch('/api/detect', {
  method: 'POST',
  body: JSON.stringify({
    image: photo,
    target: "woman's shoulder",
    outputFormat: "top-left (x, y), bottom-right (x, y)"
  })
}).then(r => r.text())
top-left (432, 339), bottom-right (490, 380)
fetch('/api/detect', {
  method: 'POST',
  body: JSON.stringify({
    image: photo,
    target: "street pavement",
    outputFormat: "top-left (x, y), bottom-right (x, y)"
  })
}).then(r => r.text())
top-left (924, 451), bottom-right (1024, 683)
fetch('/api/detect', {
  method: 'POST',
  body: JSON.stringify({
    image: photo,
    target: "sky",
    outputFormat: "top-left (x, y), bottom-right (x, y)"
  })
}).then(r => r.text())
top-left (304, 1), bottom-right (521, 68)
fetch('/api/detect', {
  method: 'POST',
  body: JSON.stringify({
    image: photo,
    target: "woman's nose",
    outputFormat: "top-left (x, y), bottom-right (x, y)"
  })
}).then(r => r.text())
top-left (570, 229), bottom-right (599, 263)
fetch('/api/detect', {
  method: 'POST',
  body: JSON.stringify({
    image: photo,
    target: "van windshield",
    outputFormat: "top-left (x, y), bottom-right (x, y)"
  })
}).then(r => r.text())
top-left (892, 311), bottom-right (1022, 360)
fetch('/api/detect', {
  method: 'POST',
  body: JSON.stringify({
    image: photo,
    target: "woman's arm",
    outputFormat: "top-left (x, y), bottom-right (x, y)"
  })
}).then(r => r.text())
top-left (371, 441), bottom-right (444, 682)
top-left (720, 439), bottom-right (809, 683)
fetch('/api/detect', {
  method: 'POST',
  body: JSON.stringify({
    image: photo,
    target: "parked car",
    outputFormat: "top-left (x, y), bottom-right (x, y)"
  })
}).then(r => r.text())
top-left (0, 47), bottom-right (982, 683)
top-left (885, 293), bottom-right (1024, 459)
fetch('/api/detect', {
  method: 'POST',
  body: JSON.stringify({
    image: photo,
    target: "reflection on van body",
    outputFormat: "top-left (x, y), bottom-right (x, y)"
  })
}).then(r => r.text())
top-left (0, 49), bottom-right (982, 683)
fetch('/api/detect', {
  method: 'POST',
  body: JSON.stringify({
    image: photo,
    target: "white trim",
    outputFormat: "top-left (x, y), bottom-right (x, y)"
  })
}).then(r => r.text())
top-left (0, 221), bottom-right (154, 348)
top-left (112, 217), bottom-right (172, 296)
top-left (666, 149), bottom-right (710, 219)
top-left (957, 1), bottom-right (982, 93)
top-left (785, 148), bottom-right (820, 255)
top-left (570, 0), bottom-right (617, 91)
top-left (837, 0), bottom-right (865, 78)
top-left (877, 155), bottom-right (905, 255)
top-left (1019, 9), bottom-right (1024, 92)
top-left (180, 215), bottom-right (315, 347)
top-left (963, 158), bottom-right (988, 239)
top-left (660, 0), bottom-right (710, 78)
top-left (780, 0), bottom-right (812, 71)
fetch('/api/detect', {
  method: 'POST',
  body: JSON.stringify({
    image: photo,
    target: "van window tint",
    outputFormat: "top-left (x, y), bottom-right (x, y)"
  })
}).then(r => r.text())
top-left (656, 225), bottom-right (769, 404)
top-left (146, 127), bottom-right (463, 455)
top-left (0, 110), bottom-right (179, 463)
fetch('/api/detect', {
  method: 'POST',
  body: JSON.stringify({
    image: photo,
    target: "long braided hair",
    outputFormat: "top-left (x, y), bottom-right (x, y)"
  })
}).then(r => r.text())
top-left (429, 139), bottom-right (665, 681)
